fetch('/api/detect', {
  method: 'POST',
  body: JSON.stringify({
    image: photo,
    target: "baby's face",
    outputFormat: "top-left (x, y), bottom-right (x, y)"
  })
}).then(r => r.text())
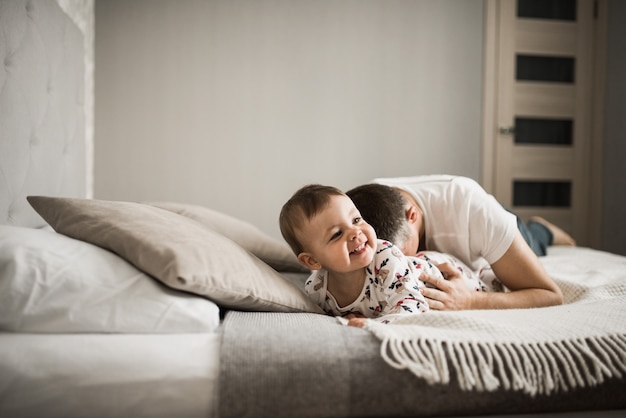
top-left (297, 195), bottom-right (377, 273)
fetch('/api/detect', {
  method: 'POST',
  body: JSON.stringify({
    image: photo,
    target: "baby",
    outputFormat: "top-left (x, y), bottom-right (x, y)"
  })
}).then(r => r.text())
top-left (279, 185), bottom-right (502, 326)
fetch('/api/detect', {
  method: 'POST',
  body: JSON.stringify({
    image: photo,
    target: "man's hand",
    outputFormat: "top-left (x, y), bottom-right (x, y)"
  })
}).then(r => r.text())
top-left (419, 261), bottom-right (476, 310)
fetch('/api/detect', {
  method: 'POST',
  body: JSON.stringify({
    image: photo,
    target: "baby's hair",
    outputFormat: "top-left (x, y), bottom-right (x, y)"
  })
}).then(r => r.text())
top-left (279, 184), bottom-right (346, 255)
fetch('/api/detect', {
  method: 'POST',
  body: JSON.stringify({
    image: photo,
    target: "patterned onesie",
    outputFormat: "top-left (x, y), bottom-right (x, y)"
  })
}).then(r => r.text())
top-left (305, 240), bottom-right (506, 323)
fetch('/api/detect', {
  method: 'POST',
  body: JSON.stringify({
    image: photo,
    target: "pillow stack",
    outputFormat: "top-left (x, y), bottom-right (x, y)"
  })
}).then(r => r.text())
top-left (26, 196), bottom-right (321, 314)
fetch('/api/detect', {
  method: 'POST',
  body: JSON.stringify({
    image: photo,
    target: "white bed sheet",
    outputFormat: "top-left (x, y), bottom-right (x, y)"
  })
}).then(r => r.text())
top-left (0, 332), bottom-right (220, 418)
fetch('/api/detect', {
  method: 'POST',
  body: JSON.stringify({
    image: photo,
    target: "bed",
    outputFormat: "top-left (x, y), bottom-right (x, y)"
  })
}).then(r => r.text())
top-left (1, 1), bottom-right (625, 417)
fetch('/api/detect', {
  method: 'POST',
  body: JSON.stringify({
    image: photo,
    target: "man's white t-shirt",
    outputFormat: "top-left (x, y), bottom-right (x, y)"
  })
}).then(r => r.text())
top-left (373, 175), bottom-right (517, 271)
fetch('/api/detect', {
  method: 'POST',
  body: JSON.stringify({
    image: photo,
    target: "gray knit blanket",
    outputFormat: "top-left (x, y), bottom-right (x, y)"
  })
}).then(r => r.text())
top-left (365, 246), bottom-right (626, 396)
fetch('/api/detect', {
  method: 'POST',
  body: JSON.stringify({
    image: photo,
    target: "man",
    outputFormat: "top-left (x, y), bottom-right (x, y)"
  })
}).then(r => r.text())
top-left (347, 175), bottom-right (575, 310)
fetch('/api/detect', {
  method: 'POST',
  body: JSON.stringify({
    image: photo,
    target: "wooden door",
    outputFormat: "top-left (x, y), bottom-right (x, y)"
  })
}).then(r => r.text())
top-left (483, 0), bottom-right (606, 247)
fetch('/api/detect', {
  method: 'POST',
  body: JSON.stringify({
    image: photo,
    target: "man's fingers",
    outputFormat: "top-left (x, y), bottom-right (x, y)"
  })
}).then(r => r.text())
top-left (422, 294), bottom-right (443, 310)
top-left (420, 271), bottom-right (447, 290)
top-left (435, 261), bottom-right (462, 280)
top-left (421, 287), bottom-right (442, 301)
top-left (420, 273), bottom-right (438, 288)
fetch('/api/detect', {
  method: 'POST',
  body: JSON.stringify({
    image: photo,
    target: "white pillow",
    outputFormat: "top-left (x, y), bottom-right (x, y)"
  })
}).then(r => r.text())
top-left (0, 225), bottom-right (221, 333)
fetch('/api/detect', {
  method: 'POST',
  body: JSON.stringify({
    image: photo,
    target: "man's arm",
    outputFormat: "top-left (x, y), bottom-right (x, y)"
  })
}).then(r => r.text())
top-left (420, 231), bottom-right (563, 310)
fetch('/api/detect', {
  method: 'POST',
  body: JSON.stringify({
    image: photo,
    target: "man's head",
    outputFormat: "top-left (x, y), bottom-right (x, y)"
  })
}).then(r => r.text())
top-left (346, 183), bottom-right (415, 252)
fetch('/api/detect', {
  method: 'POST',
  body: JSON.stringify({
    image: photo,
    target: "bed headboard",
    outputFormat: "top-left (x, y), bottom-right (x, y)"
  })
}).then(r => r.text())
top-left (0, 0), bottom-right (93, 227)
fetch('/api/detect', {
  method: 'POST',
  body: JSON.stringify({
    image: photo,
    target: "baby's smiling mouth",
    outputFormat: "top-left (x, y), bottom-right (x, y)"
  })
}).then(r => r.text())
top-left (350, 241), bottom-right (367, 255)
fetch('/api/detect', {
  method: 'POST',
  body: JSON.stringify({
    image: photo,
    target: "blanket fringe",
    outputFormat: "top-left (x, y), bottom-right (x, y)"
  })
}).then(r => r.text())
top-left (376, 332), bottom-right (626, 396)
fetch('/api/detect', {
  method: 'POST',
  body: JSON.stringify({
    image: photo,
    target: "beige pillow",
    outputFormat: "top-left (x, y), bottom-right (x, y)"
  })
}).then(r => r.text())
top-left (27, 196), bottom-right (322, 313)
top-left (147, 201), bottom-right (307, 273)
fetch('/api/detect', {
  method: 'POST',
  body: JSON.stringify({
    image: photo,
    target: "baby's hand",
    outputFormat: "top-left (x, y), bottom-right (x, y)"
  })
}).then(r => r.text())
top-left (347, 317), bottom-right (367, 328)
top-left (343, 312), bottom-right (367, 328)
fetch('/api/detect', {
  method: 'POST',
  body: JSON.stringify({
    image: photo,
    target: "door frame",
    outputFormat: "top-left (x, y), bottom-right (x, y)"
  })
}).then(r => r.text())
top-left (481, 0), bottom-right (608, 249)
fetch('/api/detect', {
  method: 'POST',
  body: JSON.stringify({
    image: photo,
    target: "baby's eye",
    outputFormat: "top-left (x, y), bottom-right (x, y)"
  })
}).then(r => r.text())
top-left (353, 216), bottom-right (362, 224)
top-left (330, 230), bottom-right (342, 241)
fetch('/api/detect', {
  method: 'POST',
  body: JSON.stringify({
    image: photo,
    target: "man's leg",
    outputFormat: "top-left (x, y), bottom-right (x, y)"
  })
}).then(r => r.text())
top-left (517, 216), bottom-right (552, 257)
top-left (504, 207), bottom-right (575, 256)
top-left (529, 216), bottom-right (577, 247)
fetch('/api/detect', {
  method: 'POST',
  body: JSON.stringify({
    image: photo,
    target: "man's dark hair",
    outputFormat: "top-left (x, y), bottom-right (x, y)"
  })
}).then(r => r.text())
top-left (346, 183), bottom-right (411, 247)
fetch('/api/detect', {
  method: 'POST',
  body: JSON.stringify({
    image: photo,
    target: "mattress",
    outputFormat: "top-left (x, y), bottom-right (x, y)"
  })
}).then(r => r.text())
top-left (0, 333), bottom-right (220, 418)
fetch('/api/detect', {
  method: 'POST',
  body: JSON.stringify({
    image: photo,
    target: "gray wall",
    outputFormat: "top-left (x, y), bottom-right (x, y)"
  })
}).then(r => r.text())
top-left (602, 0), bottom-right (626, 256)
top-left (94, 0), bottom-right (484, 240)
top-left (94, 0), bottom-right (625, 253)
